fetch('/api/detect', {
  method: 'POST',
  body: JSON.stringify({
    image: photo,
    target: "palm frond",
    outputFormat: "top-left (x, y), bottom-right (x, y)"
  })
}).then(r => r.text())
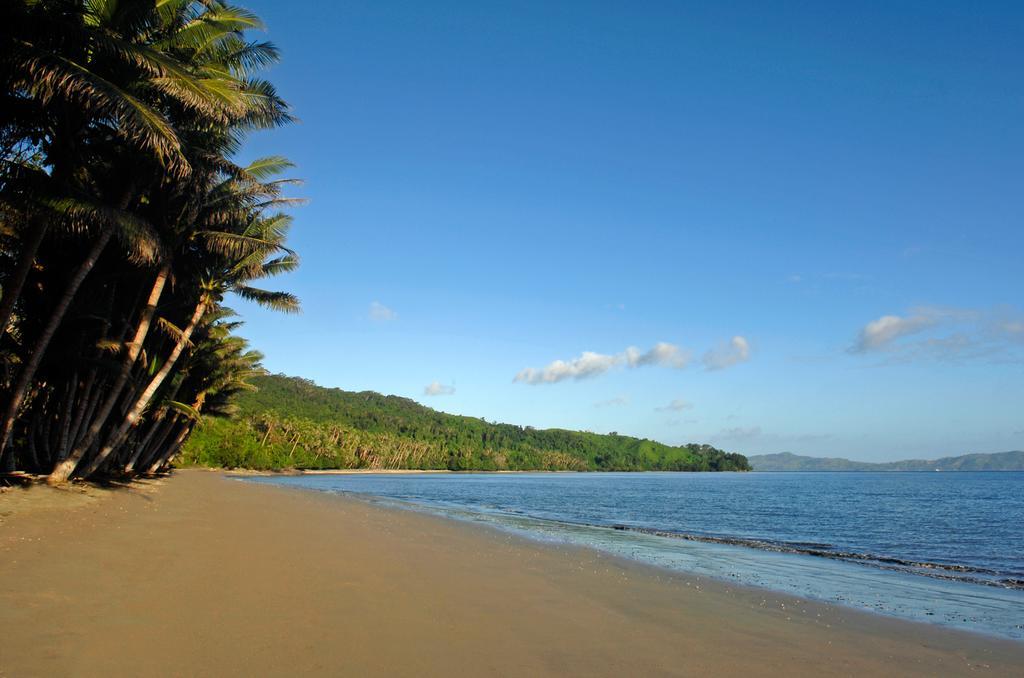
top-left (166, 400), bottom-right (202, 421)
top-left (232, 285), bottom-right (299, 313)
top-left (240, 156), bottom-right (294, 182)
top-left (39, 196), bottom-right (165, 263)
top-left (156, 316), bottom-right (195, 347)
top-left (14, 41), bottom-right (190, 175)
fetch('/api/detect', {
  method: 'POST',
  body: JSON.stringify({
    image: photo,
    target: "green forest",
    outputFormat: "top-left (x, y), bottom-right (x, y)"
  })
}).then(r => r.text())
top-left (180, 374), bottom-right (752, 472)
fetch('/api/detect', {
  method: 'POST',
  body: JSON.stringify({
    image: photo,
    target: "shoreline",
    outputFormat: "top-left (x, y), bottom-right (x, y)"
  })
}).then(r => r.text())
top-left (215, 467), bottom-right (742, 477)
top-left (242, 473), bottom-right (1024, 640)
top-left (198, 465), bottom-right (1024, 475)
top-left (3, 470), bottom-right (1023, 676)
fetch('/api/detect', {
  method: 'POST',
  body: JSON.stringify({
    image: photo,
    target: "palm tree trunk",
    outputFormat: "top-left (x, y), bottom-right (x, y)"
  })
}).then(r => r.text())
top-left (64, 374), bottom-right (92, 454)
top-left (56, 373), bottom-right (76, 461)
top-left (0, 227), bottom-right (114, 466)
top-left (0, 220), bottom-right (48, 338)
top-left (127, 413), bottom-right (177, 474)
top-left (67, 371), bottom-right (102, 453)
top-left (124, 370), bottom-right (187, 474)
top-left (25, 409), bottom-right (41, 472)
top-left (49, 266), bottom-right (169, 481)
top-left (147, 421), bottom-right (192, 474)
top-left (40, 398), bottom-right (56, 466)
top-left (72, 297), bottom-right (207, 481)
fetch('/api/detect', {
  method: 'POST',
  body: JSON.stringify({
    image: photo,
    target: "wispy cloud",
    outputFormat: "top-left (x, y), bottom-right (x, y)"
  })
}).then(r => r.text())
top-left (656, 398), bottom-right (692, 412)
top-left (514, 342), bottom-right (690, 385)
top-left (369, 301), bottom-right (397, 322)
top-left (999, 319), bottom-right (1024, 340)
top-left (594, 396), bottom-right (630, 408)
top-left (423, 381), bottom-right (455, 396)
top-left (849, 306), bottom-right (1024, 362)
top-left (703, 336), bottom-right (751, 370)
top-left (625, 342), bottom-right (691, 369)
top-left (515, 351), bottom-right (620, 384)
top-left (850, 307), bottom-right (951, 352)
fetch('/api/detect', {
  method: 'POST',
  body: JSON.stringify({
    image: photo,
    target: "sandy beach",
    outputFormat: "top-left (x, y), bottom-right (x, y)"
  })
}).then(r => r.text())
top-left (2, 470), bottom-right (1022, 677)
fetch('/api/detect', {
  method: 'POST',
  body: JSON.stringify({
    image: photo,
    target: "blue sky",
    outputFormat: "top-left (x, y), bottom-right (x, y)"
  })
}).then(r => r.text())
top-left (232, 1), bottom-right (1023, 461)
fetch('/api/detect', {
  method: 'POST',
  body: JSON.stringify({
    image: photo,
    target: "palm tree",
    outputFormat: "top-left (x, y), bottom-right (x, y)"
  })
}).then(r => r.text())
top-left (1, 0), bottom-right (289, 465)
top-left (139, 319), bottom-right (265, 474)
top-left (56, 160), bottom-right (300, 481)
top-left (1, 1), bottom-right (301, 479)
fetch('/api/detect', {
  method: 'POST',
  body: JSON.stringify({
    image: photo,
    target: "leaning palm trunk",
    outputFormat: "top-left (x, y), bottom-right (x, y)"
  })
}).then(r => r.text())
top-left (148, 421), bottom-right (192, 474)
top-left (124, 373), bottom-right (186, 474)
top-left (0, 227), bottom-right (114, 465)
top-left (49, 266), bottom-right (169, 481)
top-left (25, 409), bottom-right (42, 471)
top-left (55, 373), bottom-right (77, 462)
top-left (71, 297), bottom-right (207, 480)
top-left (66, 370), bottom-right (102, 453)
top-left (128, 413), bottom-right (178, 474)
top-left (0, 221), bottom-right (48, 338)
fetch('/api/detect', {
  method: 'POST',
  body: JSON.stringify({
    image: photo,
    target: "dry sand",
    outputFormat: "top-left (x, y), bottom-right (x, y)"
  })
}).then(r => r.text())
top-left (2, 469), bottom-right (1022, 677)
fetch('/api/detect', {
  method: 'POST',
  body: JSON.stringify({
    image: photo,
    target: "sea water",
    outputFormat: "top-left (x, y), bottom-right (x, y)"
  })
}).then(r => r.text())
top-left (243, 471), bottom-right (1024, 640)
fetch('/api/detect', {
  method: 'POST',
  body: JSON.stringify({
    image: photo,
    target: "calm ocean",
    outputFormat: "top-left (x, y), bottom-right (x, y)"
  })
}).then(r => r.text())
top-left (243, 471), bottom-right (1024, 640)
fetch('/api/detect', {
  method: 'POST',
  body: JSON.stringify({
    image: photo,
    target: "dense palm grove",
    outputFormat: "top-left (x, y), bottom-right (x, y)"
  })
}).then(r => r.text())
top-left (0, 0), bottom-right (298, 481)
top-left (181, 375), bottom-right (752, 472)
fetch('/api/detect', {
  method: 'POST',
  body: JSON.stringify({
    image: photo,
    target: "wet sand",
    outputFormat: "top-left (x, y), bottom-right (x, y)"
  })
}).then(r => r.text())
top-left (2, 470), bottom-right (1022, 677)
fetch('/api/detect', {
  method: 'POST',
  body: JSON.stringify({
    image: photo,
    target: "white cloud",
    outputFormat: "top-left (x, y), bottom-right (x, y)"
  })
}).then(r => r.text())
top-left (851, 310), bottom-right (943, 352)
top-left (656, 398), bottom-right (693, 412)
top-left (515, 342), bottom-right (691, 385)
top-left (514, 351), bottom-right (619, 384)
top-left (369, 301), bottom-right (397, 322)
top-left (625, 342), bottom-right (691, 369)
top-left (849, 306), bottom-right (1024, 362)
top-left (703, 336), bottom-right (751, 370)
top-left (423, 381), bottom-right (455, 396)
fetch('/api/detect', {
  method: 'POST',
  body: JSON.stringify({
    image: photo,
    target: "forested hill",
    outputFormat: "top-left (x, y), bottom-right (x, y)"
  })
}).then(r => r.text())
top-left (180, 375), bottom-right (750, 472)
top-left (749, 451), bottom-right (1024, 472)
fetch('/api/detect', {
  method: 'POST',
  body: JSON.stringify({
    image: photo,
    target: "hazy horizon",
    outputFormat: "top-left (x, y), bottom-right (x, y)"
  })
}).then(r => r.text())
top-left (229, 1), bottom-right (1022, 463)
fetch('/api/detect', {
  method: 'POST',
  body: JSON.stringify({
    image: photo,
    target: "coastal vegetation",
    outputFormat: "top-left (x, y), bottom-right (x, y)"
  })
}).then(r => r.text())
top-left (0, 0), bottom-right (298, 481)
top-left (179, 374), bottom-right (752, 472)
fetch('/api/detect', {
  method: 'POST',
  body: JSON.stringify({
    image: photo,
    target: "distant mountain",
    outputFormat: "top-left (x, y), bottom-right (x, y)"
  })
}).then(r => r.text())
top-left (748, 451), bottom-right (1024, 472)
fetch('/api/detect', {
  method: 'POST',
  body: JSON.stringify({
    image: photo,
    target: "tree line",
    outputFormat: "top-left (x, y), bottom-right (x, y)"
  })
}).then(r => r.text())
top-left (0, 0), bottom-right (298, 482)
top-left (180, 375), bottom-right (752, 472)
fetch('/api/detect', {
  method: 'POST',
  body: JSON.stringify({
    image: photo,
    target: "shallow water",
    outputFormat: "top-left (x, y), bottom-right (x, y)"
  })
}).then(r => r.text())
top-left (244, 471), bottom-right (1024, 640)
